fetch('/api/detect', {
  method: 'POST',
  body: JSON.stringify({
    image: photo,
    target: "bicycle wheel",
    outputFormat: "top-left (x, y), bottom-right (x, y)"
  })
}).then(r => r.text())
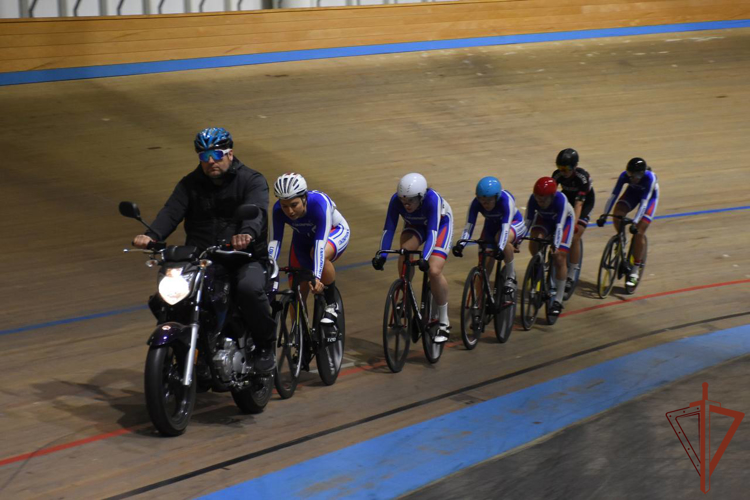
top-left (382, 279), bottom-right (411, 373)
top-left (315, 289), bottom-right (345, 386)
top-left (625, 235), bottom-right (648, 294)
top-left (421, 285), bottom-right (444, 363)
top-left (274, 296), bottom-right (303, 399)
top-left (494, 269), bottom-right (516, 343)
top-left (520, 254), bottom-right (543, 330)
top-left (460, 267), bottom-right (484, 350)
top-left (597, 235), bottom-right (621, 299)
top-left (564, 239), bottom-right (584, 301)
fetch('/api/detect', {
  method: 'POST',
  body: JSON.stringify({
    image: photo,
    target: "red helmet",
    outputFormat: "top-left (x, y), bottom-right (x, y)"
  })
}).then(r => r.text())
top-left (534, 177), bottom-right (558, 197)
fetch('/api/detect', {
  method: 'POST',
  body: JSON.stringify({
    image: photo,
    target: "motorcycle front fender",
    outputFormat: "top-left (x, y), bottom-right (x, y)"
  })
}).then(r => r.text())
top-left (147, 322), bottom-right (192, 347)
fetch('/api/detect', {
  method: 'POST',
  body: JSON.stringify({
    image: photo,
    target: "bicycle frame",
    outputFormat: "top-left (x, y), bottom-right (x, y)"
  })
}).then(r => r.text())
top-left (456, 239), bottom-right (504, 314)
top-left (383, 249), bottom-right (432, 339)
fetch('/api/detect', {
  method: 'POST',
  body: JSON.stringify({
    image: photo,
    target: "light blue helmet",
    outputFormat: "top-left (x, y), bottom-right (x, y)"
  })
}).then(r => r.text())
top-left (475, 176), bottom-right (502, 199)
top-left (194, 127), bottom-right (233, 152)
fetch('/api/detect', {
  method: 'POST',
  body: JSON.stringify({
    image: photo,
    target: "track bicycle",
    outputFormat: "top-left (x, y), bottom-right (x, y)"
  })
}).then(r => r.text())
top-left (273, 267), bottom-right (345, 398)
top-left (596, 215), bottom-right (648, 298)
top-left (377, 249), bottom-right (444, 373)
top-left (519, 236), bottom-right (563, 329)
top-left (454, 239), bottom-right (516, 349)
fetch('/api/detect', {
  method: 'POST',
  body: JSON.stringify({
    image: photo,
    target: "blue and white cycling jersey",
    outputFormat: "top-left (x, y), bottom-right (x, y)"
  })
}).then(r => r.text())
top-left (524, 191), bottom-right (575, 251)
top-left (602, 170), bottom-right (660, 224)
top-left (379, 189), bottom-right (453, 260)
top-left (268, 190), bottom-right (349, 280)
top-left (459, 190), bottom-right (524, 251)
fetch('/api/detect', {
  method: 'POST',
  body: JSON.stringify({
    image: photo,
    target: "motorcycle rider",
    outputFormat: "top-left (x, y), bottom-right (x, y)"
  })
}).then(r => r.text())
top-left (132, 127), bottom-right (277, 373)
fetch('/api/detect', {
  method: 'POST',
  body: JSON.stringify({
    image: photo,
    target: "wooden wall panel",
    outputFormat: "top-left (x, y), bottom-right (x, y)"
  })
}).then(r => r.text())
top-left (0, 0), bottom-right (748, 73)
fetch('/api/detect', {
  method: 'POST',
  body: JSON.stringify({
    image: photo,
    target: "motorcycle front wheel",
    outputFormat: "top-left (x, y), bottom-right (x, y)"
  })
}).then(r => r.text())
top-left (144, 344), bottom-right (197, 437)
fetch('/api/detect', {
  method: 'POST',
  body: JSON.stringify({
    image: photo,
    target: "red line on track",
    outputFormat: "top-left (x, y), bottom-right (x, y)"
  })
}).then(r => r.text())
top-left (3, 277), bottom-right (749, 468)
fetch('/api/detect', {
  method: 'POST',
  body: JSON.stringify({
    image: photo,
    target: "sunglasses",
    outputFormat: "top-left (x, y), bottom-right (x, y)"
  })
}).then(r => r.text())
top-left (556, 165), bottom-right (573, 173)
top-left (198, 148), bottom-right (231, 162)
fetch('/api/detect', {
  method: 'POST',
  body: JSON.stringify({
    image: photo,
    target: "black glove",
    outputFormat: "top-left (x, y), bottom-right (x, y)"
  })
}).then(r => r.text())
top-left (451, 244), bottom-right (464, 258)
top-left (493, 249), bottom-right (505, 261)
top-left (372, 256), bottom-right (386, 271)
top-left (418, 258), bottom-right (430, 272)
top-left (629, 224), bottom-right (639, 235)
top-left (596, 215), bottom-right (606, 227)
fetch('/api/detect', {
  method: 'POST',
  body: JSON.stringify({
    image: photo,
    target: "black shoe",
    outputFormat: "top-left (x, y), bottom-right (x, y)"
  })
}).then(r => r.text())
top-left (254, 345), bottom-right (276, 374)
top-left (549, 301), bottom-right (563, 316)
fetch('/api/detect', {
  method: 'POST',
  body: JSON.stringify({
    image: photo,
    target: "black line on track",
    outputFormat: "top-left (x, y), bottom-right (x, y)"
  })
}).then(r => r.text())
top-left (107, 310), bottom-right (750, 499)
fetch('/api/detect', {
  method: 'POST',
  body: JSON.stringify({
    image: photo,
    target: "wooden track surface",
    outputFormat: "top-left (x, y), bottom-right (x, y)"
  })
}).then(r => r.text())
top-left (1, 27), bottom-right (749, 498)
top-left (1, 0), bottom-right (749, 72)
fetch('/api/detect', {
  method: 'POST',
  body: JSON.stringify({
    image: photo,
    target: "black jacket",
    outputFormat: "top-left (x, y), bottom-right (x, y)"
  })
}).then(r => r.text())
top-left (146, 158), bottom-right (269, 259)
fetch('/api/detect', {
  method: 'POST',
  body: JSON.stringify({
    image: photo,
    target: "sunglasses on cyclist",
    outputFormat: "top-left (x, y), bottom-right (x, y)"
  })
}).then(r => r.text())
top-left (556, 165), bottom-right (573, 173)
top-left (198, 148), bottom-right (231, 162)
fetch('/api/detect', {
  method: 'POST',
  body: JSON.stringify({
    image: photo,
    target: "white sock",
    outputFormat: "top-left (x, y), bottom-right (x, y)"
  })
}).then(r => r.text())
top-left (567, 263), bottom-right (580, 280)
top-left (438, 303), bottom-right (449, 326)
top-left (505, 260), bottom-right (515, 280)
top-left (554, 279), bottom-right (566, 303)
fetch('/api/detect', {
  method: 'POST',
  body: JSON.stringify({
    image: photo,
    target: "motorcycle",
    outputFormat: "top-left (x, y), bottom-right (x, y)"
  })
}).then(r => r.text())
top-left (119, 201), bottom-right (276, 436)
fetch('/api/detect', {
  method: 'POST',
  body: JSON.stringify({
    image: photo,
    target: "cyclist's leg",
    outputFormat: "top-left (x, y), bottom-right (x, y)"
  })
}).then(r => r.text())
top-left (290, 235), bottom-right (314, 303)
top-left (399, 225), bottom-right (422, 277)
top-left (429, 214), bottom-right (453, 341)
top-left (478, 220), bottom-right (500, 298)
top-left (569, 194), bottom-right (592, 281)
top-left (504, 214), bottom-right (526, 286)
top-left (552, 208), bottom-right (574, 308)
top-left (630, 191), bottom-right (657, 283)
top-left (318, 222), bottom-right (350, 331)
top-left (528, 214), bottom-right (546, 256)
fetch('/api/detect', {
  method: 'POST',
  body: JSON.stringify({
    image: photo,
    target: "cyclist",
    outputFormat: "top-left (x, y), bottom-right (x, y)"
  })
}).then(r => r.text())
top-left (372, 173), bottom-right (454, 343)
top-left (552, 148), bottom-right (595, 295)
top-left (524, 176), bottom-right (576, 316)
top-left (452, 176), bottom-right (526, 301)
top-left (596, 157), bottom-right (659, 287)
top-left (268, 173), bottom-right (350, 341)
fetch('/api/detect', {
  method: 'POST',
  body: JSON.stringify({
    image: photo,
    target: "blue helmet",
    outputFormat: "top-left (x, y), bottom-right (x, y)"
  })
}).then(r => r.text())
top-left (194, 127), bottom-right (233, 152)
top-left (475, 176), bottom-right (502, 199)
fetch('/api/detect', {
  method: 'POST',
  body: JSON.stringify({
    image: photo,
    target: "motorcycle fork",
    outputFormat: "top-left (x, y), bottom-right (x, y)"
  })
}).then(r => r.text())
top-left (183, 264), bottom-right (208, 387)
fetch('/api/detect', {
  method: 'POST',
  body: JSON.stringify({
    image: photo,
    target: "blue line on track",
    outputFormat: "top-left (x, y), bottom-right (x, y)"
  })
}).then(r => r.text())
top-left (1, 203), bottom-right (748, 337)
top-left (201, 324), bottom-right (750, 500)
top-left (1, 19), bottom-right (749, 86)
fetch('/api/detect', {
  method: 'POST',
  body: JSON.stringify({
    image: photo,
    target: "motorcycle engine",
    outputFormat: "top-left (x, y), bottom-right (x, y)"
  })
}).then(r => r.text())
top-left (212, 338), bottom-right (250, 383)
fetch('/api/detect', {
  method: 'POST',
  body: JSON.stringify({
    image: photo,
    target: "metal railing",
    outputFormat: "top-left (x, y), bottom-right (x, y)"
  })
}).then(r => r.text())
top-left (18, 0), bottom-right (441, 17)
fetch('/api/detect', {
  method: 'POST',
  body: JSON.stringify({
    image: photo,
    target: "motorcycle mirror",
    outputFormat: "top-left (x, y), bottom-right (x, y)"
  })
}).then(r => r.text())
top-left (119, 201), bottom-right (156, 233)
top-left (234, 204), bottom-right (260, 221)
top-left (119, 201), bottom-right (142, 220)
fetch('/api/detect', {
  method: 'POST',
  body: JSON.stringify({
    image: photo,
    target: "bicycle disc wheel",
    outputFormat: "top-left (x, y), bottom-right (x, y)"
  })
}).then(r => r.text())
top-left (421, 286), bottom-right (444, 363)
top-left (494, 269), bottom-right (515, 343)
top-left (383, 279), bottom-right (411, 373)
top-left (460, 267), bottom-right (483, 350)
top-left (625, 235), bottom-right (648, 294)
top-left (274, 296), bottom-right (303, 399)
top-left (597, 236), bottom-right (621, 299)
top-left (316, 290), bottom-right (345, 386)
top-left (521, 254), bottom-right (543, 330)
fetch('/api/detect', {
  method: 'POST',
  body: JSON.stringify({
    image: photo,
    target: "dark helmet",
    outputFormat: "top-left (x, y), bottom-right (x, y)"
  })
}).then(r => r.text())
top-left (534, 177), bottom-right (558, 197)
top-left (556, 148), bottom-right (579, 169)
top-left (626, 157), bottom-right (648, 174)
top-left (194, 127), bottom-right (233, 152)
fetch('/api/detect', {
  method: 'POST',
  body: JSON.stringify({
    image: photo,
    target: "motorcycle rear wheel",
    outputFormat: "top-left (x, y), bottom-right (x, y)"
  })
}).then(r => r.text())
top-left (232, 376), bottom-right (273, 414)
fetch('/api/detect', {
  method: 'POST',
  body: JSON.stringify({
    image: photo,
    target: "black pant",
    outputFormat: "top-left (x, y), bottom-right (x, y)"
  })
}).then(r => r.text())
top-left (235, 261), bottom-right (276, 348)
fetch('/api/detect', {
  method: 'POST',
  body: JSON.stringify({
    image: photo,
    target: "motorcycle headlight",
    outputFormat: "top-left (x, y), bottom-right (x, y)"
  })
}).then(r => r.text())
top-left (158, 267), bottom-right (196, 305)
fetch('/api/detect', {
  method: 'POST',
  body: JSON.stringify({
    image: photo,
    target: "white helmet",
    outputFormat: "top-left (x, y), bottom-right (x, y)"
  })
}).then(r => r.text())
top-left (397, 173), bottom-right (428, 199)
top-left (274, 172), bottom-right (307, 199)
